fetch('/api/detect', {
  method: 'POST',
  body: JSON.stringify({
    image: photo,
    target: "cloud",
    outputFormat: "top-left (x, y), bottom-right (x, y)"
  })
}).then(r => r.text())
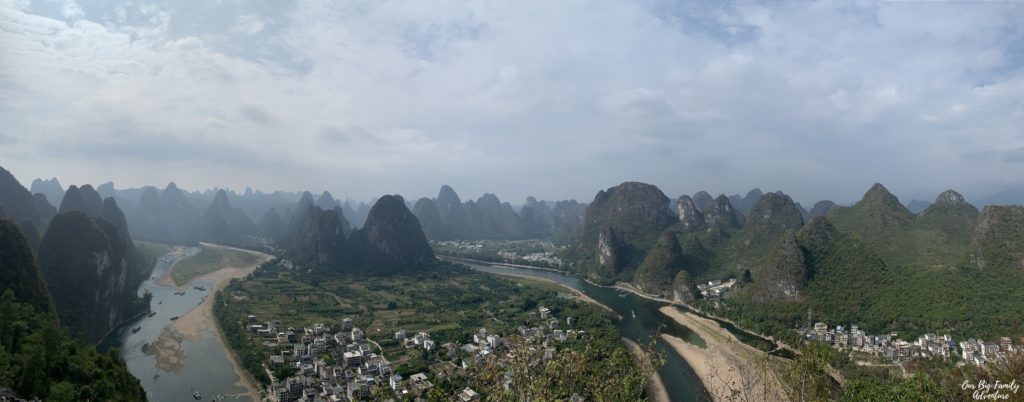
top-left (232, 15), bottom-right (265, 35)
top-left (60, 1), bottom-right (84, 20)
top-left (0, 0), bottom-right (1022, 203)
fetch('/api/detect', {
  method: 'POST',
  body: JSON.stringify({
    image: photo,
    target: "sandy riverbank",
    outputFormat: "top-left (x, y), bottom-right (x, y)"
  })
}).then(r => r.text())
top-left (659, 306), bottom-right (789, 402)
top-left (150, 243), bottom-right (272, 400)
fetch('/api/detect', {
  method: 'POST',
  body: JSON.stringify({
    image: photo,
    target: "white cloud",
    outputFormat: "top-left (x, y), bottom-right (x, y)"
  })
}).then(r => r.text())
top-left (0, 0), bottom-right (1022, 203)
top-left (60, 0), bottom-right (84, 20)
top-left (232, 15), bottom-right (265, 35)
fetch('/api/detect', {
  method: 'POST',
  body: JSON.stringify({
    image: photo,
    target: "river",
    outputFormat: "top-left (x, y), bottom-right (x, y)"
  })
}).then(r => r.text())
top-left (103, 248), bottom-right (254, 402)
top-left (457, 259), bottom-right (791, 402)
top-left (107, 249), bottom-right (777, 402)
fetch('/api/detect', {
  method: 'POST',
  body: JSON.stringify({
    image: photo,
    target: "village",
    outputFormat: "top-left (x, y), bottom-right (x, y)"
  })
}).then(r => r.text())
top-left (246, 305), bottom-right (583, 402)
top-left (431, 240), bottom-right (565, 268)
top-left (801, 321), bottom-right (1019, 367)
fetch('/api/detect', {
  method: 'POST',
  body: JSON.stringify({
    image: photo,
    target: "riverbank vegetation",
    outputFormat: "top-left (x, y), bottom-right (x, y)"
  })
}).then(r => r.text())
top-left (0, 290), bottom-right (146, 401)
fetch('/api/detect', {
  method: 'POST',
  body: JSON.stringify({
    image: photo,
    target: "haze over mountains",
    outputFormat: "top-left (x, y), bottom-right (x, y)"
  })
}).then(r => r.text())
top-left (7, 160), bottom-right (1024, 342)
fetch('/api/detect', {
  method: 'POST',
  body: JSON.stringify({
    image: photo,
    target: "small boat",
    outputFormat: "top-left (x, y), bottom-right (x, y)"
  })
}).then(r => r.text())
top-left (170, 316), bottom-right (179, 321)
top-left (147, 311), bottom-right (157, 317)
top-left (193, 391), bottom-right (201, 400)
top-left (158, 300), bottom-right (163, 305)
top-left (131, 326), bottom-right (141, 333)
top-left (631, 310), bottom-right (636, 318)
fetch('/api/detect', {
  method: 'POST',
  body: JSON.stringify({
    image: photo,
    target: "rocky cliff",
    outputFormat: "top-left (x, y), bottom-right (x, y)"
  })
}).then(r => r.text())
top-left (572, 182), bottom-right (674, 283)
top-left (37, 212), bottom-right (135, 343)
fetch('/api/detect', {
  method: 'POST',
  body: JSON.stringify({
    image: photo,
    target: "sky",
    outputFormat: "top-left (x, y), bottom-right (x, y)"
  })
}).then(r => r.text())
top-left (1, 0), bottom-right (1023, 206)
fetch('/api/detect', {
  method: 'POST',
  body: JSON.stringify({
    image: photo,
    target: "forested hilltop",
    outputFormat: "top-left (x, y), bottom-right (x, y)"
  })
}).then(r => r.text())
top-left (568, 181), bottom-right (1024, 341)
top-left (0, 217), bottom-right (145, 401)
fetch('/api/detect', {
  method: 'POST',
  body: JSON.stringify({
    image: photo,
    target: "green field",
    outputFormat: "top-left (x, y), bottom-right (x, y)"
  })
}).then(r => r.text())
top-left (214, 260), bottom-right (645, 391)
top-left (170, 244), bottom-right (263, 286)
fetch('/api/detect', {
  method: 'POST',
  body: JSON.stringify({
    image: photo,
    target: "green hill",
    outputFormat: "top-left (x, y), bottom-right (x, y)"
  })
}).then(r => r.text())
top-left (0, 217), bottom-right (145, 401)
top-left (570, 182), bottom-right (674, 284)
top-left (633, 231), bottom-right (686, 297)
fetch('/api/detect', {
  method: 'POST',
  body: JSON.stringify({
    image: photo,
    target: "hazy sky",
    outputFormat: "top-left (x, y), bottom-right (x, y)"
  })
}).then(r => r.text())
top-left (1, 0), bottom-right (1022, 205)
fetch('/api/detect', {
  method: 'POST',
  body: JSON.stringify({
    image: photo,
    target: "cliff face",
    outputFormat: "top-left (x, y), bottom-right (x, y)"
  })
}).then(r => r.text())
top-left (572, 182), bottom-right (674, 283)
top-left (37, 212), bottom-right (134, 344)
top-left (675, 195), bottom-right (705, 234)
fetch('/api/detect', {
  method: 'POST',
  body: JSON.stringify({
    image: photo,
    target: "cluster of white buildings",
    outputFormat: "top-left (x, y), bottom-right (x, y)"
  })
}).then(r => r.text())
top-left (433, 240), bottom-right (484, 252)
top-left (250, 316), bottom-right (397, 402)
top-left (959, 337), bottom-right (1015, 366)
top-left (454, 306), bottom-right (584, 396)
top-left (433, 240), bottom-right (565, 267)
top-left (243, 304), bottom-right (591, 401)
top-left (802, 321), bottom-right (1017, 366)
top-left (394, 329), bottom-right (436, 351)
top-left (696, 279), bottom-right (735, 300)
top-left (245, 314), bottom-right (485, 402)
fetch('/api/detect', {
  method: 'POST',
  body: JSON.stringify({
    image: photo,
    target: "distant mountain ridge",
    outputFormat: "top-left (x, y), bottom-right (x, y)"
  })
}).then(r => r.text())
top-left (410, 185), bottom-right (587, 244)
